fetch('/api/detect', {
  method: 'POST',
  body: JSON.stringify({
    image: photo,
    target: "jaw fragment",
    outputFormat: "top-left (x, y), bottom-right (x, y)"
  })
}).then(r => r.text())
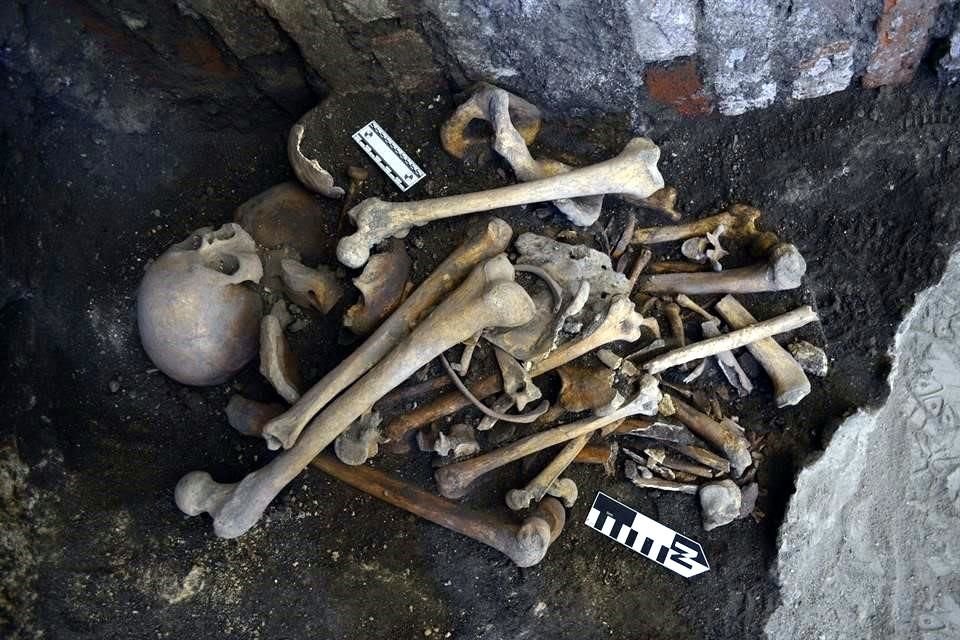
top-left (337, 137), bottom-right (664, 268)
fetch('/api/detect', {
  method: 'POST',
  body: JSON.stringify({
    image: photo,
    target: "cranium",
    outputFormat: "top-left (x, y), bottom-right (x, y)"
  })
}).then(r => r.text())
top-left (137, 223), bottom-right (263, 386)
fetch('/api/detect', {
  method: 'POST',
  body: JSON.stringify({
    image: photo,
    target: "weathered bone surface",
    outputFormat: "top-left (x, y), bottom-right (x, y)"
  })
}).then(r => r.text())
top-left (417, 423), bottom-right (480, 458)
top-left (788, 340), bottom-right (829, 377)
top-left (337, 137), bottom-right (664, 268)
top-left (488, 88), bottom-right (603, 225)
top-left (175, 255), bottom-right (536, 538)
top-left (643, 304), bottom-right (819, 374)
top-left (669, 395), bottom-right (752, 477)
top-left (633, 204), bottom-right (761, 245)
top-left (699, 480), bottom-right (742, 531)
top-left (259, 301), bottom-right (301, 403)
top-left (545, 477), bottom-right (579, 508)
top-left (343, 239), bottom-right (411, 335)
top-left (639, 243), bottom-right (806, 295)
top-left (624, 460), bottom-right (698, 494)
top-left (384, 294), bottom-right (655, 443)
top-left (494, 347), bottom-right (542, 411)
top-left (573, 441), bottom-right (619, 476)
top-left (311, 454), bottom-right (565, 567)
top-left (664, 302), bottom-right (686, 348)
top-left (435, 377), bottom-right (661, 499)
top-left (333, 411), bottom-right (382, 465)
top-left (287, 123), bottom-right (344, 198)
top-left (138, 223), bottom-right (263, 386)
top-left (441, 82), bottom-right (542, 160)
top-left (557, 364), bottom-right (617, 413)
top-left (280, 259), bottom-right (344, 314)
top-left (634, 185), bottom-right (682, 221)
top-left (506, 433), bottom-right (591, 511)
top-left (234, 182), bottom-right (332, 265)
top-left (262, 218), bottom-right (512, 450)
top-left (225, 395), bottom-right (284, 438)
top-left (701, 319), bottom-right (754, 396)
top-left (714, 295), bottom-right (812, 407)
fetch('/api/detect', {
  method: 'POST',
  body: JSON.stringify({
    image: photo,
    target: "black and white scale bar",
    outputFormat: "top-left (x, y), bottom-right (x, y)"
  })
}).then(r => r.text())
top-left (585, 492), bottom-right (709, 578)
top-left (352, 121), bottom-right (425, 192)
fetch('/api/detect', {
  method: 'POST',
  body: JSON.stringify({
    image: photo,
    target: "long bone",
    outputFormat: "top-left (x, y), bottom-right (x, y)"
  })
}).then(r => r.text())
top-left (383, 295), bottom-right (656, 446)
top-left (714, 295), bottom-right (811, 407)
top-left (337, 137), bottom-right (664, 268)
top-left (642, 304), bottom-right (818, 374)
top-left (435, 378), bottom-right (661, 499)
top-left (310, 454), bottom-right (565, 567)
top-left (262, 218), bottom-right (513, 451)
top-left (175, 255), bottom-right (536, 538)
top-left (638, 243), bottom-right (806, 295)
top-left (573, 442), bottom-right (619, 475)
top-left (668, 395), bottom-right (751, 477)
top-left (632, 205), bottom-right (761, 245)
top-left (506, 432), bottom-right (592, 511)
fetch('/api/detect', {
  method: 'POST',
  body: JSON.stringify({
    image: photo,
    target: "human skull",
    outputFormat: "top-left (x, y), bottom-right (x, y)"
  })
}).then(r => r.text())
top-left (137, 223), bottom-right (263, 386)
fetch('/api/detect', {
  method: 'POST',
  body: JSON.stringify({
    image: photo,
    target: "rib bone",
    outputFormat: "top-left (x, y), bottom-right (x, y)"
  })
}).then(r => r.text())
top-left (714, 295), bottom-right (812, 407)
top-left (337, 138), bottom-right (664, 268)
top-left (175, 255), bottom-right (536, 538)
top-left (643, 304), bottom-right (818, 374)
top-left (435, 377), bottom-right (661, 499)
top-left (383, 295), bottom-right (656, 445)
top-left (638, 243), bottom-right (806, 295)
top-left (262, 218), bottom-right (512, 450)
top-left (309, 454), bottom-right (565, 567)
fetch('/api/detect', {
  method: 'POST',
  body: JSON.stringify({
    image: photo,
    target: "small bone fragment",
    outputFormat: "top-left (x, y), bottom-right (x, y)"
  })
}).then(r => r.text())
top-left (624, 460), bottom-right (698, 494)
top-left (557, 364), bottom-right (617, 413)
top-left (614, 418), bottom-right (696, 445)
top-left (225, 395), bottom-right (284, 438)
top-left (440, 354), bottom-right (549, 423)
top-left (259, 301), bottom-right (301, 403)
top-left (452, 331), bottom-right (483, 375)
top-left (383, 295), bottom-right (655, 443)
top-left (682, 359), bottom-right (708, 383)
top-left (738, 482), bottom-right (760, 519)
top-left (310, 454), bottom-right (564, 567)
top-left (435, 378), bottom-right (661, 499)
top-left (658, 394), bottom-right (676, 416)
top-left (573, 442), bottom-right (619, 475)
top-left (681, 225), bottom-right (728, 272)
top-left (669, 395), bottom-right (752, 477)
top-left (627, 249), bottom-right (654, 291)
top-left (642, 305), bottom-right (818, 374)
top-left (545, 478), bottom-right (578, 507)
top-left (635, 185), bottom-right (682, 221)
top-left (260, 246), bottom-right (301, 293)
top-left (664, 302), bottom-right (686, 347)
top-left (714, 296), bottom-right (812, 407)
top-left (333, 411), bottom-right (382, 465)
top-left (657, 453), bottom-right (717, 478)
top-left (263, 218), bottom-right (512, 450)
top-left (441, 82), bottom-right (541, 160)
top-left (596, 349), bottom-right (623, 370)
top-left (633, 204), bottom-right (761, 245)
top-left (506, 433), bottom-right (591, 511)
top-left (280, 259), bottom-right (344, 314)
top-left (488, 88), bottom-right (603, 225)
top-left (417, 423), bottom-right (480, 458)
top-left (343, 239), bottom-right (411, 335)
top-left (639, 243), bottom-right (806, 295)
top-left (175, 255), bottom-right (536, 538)
top-left (337, 138), bottom-right (664, 268)
top-left (612, 213), bottom-right (636, 259)
top-left (288, 123), bottom-right (344, 198)
top-left (477, 395), bottom-right (515, 431)
top-left (788, 340), bottom-right (829, 377)
top-left (674, 294), bottom-right (717, 322)
top-left (699, 480), bottom-right (742, 531)
top-left (701, 319), bottom-right (753, 396)
top-left (494, 347), bottom-right (542, 411)
top-left (670, 443), bottom-right (731, 475)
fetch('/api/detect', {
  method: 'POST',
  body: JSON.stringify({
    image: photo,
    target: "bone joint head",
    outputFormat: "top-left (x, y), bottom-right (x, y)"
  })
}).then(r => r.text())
top-left (508, 498), bottom-right (566, 567)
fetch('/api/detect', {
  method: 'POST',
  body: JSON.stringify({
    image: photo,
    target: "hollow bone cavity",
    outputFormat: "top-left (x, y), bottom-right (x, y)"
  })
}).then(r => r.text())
top-left (137, 223), bottom-right (263, 386)
top-left (175, 254), bottom-right (536, 538)
top-left (337, 137), bottom-right (664, 268)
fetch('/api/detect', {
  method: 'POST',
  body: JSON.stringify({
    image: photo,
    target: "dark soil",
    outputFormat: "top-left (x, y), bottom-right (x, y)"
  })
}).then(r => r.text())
top-left (3, 7), bottom-right (960, 639)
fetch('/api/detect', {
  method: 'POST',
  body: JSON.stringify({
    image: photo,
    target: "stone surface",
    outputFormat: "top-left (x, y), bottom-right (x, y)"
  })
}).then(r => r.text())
top-left (791, 40), bottom-right (855, 100)
top-left (863, 0), bottom-right (940, 88)
top-left (370, 29), bottom-right (444, 91)
top-left (768, 251), bottom-right (960, 639)
top-left (941, 18), bottom-right (960, 83)
top-left (624, 0), bottom-right (698, 62)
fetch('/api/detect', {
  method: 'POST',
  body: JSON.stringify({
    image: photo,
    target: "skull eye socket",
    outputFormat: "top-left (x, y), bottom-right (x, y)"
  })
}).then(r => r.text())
top-left (203, 252), bottom-right (240, 275)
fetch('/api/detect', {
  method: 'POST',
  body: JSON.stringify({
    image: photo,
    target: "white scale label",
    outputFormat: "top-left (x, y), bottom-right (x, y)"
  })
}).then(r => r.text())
top-left (352, 121), bottom-right (425, 192)
top-left (585, 491), bottom-right (710, 578)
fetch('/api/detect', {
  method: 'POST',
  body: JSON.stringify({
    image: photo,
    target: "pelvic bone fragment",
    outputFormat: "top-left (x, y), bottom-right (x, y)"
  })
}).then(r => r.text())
top-left (435, 377), bottom-right (661, 499)
top-left (337, 137), bottom-right (664, 268)
top-left (175, 255), bottom-right (536, 538)
top-left (311, 454), bottom-right (565, 567)
top-left (638, 243), bottom-right (806, 295)
top-left (441, 82), bottom-right (542, 160)
top-left (714, 295), bottom-right (813, 407)
top-left (262, 218), bottom-right (512, 451)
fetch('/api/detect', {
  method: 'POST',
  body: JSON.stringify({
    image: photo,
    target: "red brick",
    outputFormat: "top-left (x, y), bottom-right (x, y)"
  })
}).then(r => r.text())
top-left (645, 59), bottom-right (713, 117)
top-left (863, 0), bottom-right (939, 88)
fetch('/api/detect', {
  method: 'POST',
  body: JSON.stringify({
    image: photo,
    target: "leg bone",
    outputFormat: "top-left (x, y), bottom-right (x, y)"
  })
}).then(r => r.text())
top-left (506, 432), bottom-right (590, 511)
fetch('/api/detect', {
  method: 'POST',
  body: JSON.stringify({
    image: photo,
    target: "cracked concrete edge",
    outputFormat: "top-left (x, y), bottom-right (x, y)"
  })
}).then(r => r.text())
top-left (767, 249), bottom-right (960, 639)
